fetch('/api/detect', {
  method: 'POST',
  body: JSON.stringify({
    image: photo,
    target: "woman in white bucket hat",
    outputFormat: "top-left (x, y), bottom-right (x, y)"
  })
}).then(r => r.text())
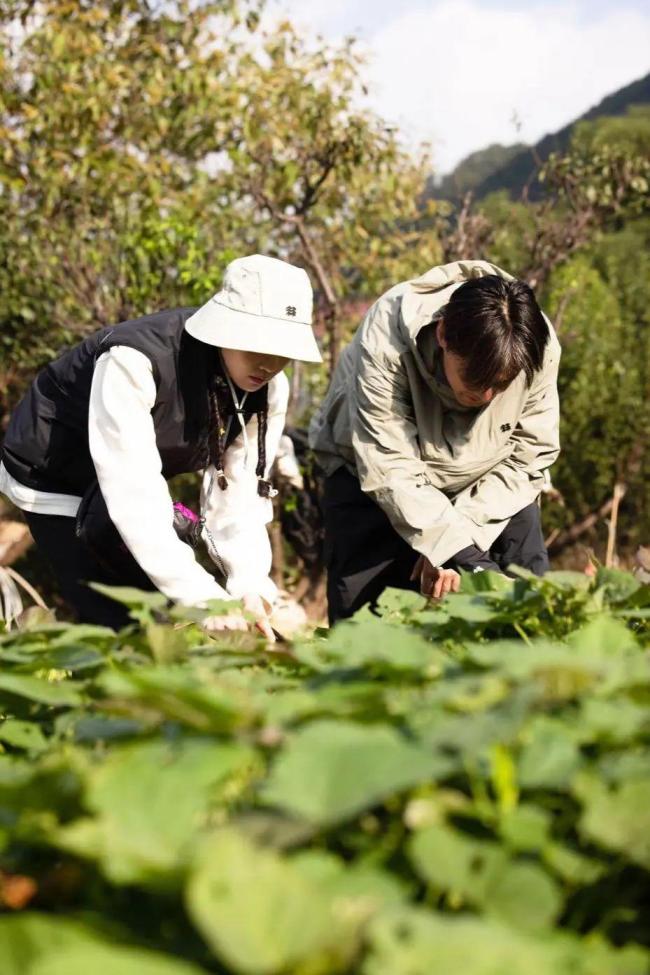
top-left (0, 255), bottom-right (321, 638)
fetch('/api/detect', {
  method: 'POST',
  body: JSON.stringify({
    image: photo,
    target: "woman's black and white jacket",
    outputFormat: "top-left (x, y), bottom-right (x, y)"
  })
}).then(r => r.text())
top-left (0, 345), bottom-right (287, 607)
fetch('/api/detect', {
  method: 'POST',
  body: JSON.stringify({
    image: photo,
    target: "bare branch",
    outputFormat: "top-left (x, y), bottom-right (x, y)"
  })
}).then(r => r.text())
top-left (547, 494), bottom-right (618, 555)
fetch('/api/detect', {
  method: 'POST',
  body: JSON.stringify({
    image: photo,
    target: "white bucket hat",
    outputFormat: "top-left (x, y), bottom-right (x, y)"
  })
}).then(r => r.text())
top-left (184, 254), bottom-right (322, 363)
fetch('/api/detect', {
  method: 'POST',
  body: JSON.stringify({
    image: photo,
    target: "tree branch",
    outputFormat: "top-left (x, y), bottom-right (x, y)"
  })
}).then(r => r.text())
top-left (547, 493), bottom-right (621, 555)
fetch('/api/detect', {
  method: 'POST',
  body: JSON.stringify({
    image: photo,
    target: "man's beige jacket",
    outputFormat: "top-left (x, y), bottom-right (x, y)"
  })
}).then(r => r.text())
top-left (309, 260), bottom-right (561, 567)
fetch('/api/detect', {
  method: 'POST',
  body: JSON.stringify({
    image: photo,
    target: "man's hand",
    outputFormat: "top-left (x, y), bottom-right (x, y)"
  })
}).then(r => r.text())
top-left (202, 593), bottom-right (275, 643)
top-left (410, 555), bottom-right (461, 600)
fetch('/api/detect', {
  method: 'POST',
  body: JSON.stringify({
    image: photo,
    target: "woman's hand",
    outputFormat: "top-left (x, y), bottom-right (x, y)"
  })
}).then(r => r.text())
top-left (242, 592), bottom-right (275, 643)
top-left (202, 592), bottom-right (275, 643)
top-left (201, 611), bottom-right (248, 634)
top-left (410, 555), bottom-right (461, 600)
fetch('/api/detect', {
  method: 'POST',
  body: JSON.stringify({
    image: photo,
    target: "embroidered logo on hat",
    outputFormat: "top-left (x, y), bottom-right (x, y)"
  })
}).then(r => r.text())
top-left (286, 306), bottom-right (297, 317)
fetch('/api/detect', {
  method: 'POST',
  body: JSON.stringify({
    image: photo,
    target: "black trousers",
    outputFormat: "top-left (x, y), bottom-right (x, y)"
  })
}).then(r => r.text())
top-left (24, 511), bottom-right (156, 630)
top-left (323, 467), bottom-right (549, 624)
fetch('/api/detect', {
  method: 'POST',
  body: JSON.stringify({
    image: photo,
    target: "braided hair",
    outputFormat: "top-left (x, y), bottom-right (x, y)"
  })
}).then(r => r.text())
top-left (207, 367), bottom-right (274, 498)
top-left (207, 378), bottom-right (229, 491)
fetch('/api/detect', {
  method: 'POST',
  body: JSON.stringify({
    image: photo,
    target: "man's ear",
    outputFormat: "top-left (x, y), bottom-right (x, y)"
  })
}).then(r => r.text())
top-left (436, 318), bottom-right (447, 349)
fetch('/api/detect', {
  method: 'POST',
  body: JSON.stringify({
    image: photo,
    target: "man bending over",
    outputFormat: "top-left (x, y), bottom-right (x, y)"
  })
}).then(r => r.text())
top-left (310, 260), bottom-right (561, 624)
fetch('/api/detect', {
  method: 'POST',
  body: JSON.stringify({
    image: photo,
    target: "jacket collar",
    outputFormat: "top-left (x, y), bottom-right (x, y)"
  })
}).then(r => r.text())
top-left (400, 259), bottom-right (514, 337)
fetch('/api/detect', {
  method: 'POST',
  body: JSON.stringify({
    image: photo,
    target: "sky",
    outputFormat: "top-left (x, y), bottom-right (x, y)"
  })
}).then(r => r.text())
top-left (269, 0), bottom-right (650, 175)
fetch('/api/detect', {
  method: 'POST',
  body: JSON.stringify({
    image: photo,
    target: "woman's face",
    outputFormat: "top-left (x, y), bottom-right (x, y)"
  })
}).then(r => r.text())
top-left (220, 348), bottom-right (290, 393)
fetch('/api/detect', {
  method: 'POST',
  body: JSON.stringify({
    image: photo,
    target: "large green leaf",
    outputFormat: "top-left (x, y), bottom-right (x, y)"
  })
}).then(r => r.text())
top-left (499, 803), bottom-right (551, 852)
top-left (595, 567), bottom-right (642, 604)
top-left (542, 842), bottom-right (606, 886)
top-left (578, 777), bottom-right (650, 868)
top-left (578, 697), bottom-right (649, 744)
top-left (464, 621), bottom-right (649, 700)
top-left (70, 715), bottom-right (148, 743)
top-left (439, 593), bottom-right (503, 623)
top-left (291, 849), bottom-right (407, 911)
top-left (597, 748), bottom-right (650, 784)
top-left (89, 584), bottom-right (168, 611)
top-left (47, 624), bottom-right (117, 646)
top-left (36, 948), bottom-right (205, 975)
top-left (54, 739), bottom-right (258, 883)
top-left (261, 720), bottom-right (450, 825)
top-left (188, 834), bottom-right (406, 974)
top-left (409, 823), bottom-right (561, 932)
top-left (363, 908), bottom-right (648, 975)
top-left (0, 915), bottom-right (93, 975)
top-left (0, 673), bottom-right (82, 706)
top-left (186, 828), bottom-right (340, 974)
top-left (567, 614), bottom-right (640, 655)
top-left (374, 587), bottom-right (428, 617)
top-left (518, 718), bottom-right (583, 789)
top-left (0, 915), bottom-right (207, 975)
top-left (456, 571), bottom-right (515, 596)
top-left (260, 681), bottom-right (388, 726)
top-left (99, 666), bottom-right (257, 733)
top-left (296, 620), bottom-right (443, 673)
top-left (0, 718), bottom-right (48, 752)
top-left (412, 688), bottom-right (532, 757)
top-left (41, 645), bottom-right (106, 672)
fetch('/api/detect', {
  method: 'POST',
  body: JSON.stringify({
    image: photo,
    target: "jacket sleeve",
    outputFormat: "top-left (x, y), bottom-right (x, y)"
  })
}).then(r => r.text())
top-left (452, 334), bottom-right (561, 552)
top-left (351, 330), bottom-right (476, 567)
top-left (200, 371), bottom-right (289, 607)
top-left (88, 347), bottom-right (230, 606)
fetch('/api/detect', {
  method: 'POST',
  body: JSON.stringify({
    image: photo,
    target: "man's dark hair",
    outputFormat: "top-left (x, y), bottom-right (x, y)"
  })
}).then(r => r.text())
top-left (442, 275), bottom-right (549, 390)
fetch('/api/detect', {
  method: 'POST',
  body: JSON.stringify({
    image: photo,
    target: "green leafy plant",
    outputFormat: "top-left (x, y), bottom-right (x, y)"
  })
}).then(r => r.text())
top-left (0, 570), bottom-right (648, 973)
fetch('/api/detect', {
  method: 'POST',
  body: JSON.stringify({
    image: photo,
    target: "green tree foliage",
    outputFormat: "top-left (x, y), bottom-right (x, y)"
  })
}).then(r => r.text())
top-left (0, 0), bottom-right (255, 405)
top-left (210, 22), bottom-right (442, 370)
top-left (435, 142), bottom-right (527, 201)
top-left (538, 112), bottom-right (650, 547)
top-left (0, 2), bottom-right (440, 412)
top-left (543, 255), bottom-right (648, 542)
top-left (572, 104), bottom-right (650, 157)
top-left (464, 107), bottom-right (650, 551)
top-left (470, 191), bottom-right (535, 273)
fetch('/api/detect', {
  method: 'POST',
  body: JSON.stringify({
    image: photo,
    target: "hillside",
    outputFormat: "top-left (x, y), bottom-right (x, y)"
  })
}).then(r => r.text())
top-left (439, 71), bottom-right (650, 202)
top-left (436, 142), bottom-right (526, 200)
